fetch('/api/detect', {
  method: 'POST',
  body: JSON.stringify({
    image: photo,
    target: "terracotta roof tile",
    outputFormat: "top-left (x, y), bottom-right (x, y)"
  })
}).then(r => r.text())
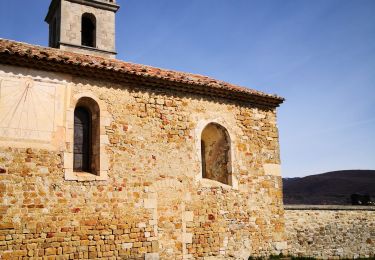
top-left (0, 38), bottom-right (284, 106)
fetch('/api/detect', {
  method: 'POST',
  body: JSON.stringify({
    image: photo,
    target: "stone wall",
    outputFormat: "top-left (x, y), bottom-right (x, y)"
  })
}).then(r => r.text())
top-left (0, 64), bottom-right (285, 259)
top-left (285, 205), bottom-right (375, 259)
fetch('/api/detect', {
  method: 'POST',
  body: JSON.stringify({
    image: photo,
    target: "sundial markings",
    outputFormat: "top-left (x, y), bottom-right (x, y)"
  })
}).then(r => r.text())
top-left (0, 98), bottom-right (24, 123)
top-left (0, 89), bottom-right (21, 97)
top-left (0, 106), bottom-right (14, 126)
top-left (35, 87), bottom-right (57, 122)
top-left (0, 83), bottom-right (26, 124)
top-left (0, 126), bottom-right (50, 132)
top-left (18, 81), bottom-right (33, 130)
top-left (17, 87), bottom-right (28, 131)
top-left (37, 86), bottom-right (56, 98)
top-left (0, 86), bottom-right (25, 110)
top-left (29, 88), bottom-right (39, 135)
top-left (0, 83), bottom-right (29, 127)
top-left (23, 81), bottom-right (33, 101)
top-left (26, 86), bottom-right (30, 132)
top-left (24, 83), bottom-right (35, 131)
top-left (52, 85), bottom-right (56, 129)
top-left (0, 79), bottom-right (59, 140)
top-left (32, 87), bottom-right (55, 124)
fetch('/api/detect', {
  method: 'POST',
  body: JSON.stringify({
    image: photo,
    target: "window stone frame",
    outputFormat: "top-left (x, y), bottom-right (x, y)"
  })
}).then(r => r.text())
top-left (63, 92), bottom-right (111, 181)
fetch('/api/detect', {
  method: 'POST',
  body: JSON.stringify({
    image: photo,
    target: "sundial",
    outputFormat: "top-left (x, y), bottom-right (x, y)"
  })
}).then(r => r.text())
top-left (0, 77), bottom-right (57, 141)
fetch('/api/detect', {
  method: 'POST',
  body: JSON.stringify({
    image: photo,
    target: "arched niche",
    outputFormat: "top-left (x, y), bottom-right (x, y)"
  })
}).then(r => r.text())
top-left (201, 123), bottom-right (232, 185)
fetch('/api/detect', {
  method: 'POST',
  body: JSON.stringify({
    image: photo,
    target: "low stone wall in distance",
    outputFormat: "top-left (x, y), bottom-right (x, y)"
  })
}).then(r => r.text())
top-left (285, 205), bottom-right (375, 259)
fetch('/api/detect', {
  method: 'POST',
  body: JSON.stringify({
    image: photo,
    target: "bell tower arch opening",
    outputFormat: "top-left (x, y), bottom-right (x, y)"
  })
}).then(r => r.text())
top-left (81, 13), bottom-right (96, 48)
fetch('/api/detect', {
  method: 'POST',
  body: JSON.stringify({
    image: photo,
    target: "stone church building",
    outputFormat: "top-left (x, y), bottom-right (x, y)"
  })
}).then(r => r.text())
top-left (0, 0), bottom-right (285, 259)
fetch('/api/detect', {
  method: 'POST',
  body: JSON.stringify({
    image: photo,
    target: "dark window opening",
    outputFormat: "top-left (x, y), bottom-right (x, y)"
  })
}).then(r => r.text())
top-left (201, 140), bottom-right (207, 178)
top-left (81, 13), bottom-right (96, 47)
top-left (74, 107), bottom-right (92, 172)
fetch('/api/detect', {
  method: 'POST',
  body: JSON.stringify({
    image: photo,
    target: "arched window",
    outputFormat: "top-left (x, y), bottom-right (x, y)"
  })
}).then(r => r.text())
top-left (81, 13), bottom-right (96, 47)
top-left (74, 98), bottom-right (100, 174)
top-left (201, 123), bottom-right (231, 185)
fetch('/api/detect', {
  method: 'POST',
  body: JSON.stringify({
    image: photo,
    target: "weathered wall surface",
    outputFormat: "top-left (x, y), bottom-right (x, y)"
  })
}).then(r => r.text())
top-left (285, 205), bottom-right (375, 259)
top-left (0, 64), bottom-right (285, 259)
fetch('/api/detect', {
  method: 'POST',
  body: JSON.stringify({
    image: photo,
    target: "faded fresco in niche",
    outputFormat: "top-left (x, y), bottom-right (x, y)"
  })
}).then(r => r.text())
top-left (201, 123), bottom-right (231, 185)
top-left (0, 75), bottom-right (65, 145)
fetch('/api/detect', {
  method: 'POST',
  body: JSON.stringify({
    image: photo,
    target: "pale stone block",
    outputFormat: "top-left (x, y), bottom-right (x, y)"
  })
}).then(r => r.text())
top-left (254, 113), bottom-right (266, 120)
top-left (65, 128), bottom-right (73, 142)
top-left (183, 233), bottom-right (193, 243)
top-left (274, 241), bottom-right (287, 251)
top-left (75, 172), bottom-right (97, 182)
top-left (148, 192), bottom-right (157, 199)
top-left (183, 211), bottom-right (194, 222)
top-left (263, 163), bottom-right (281, 176)
top-left (39, 167), bottom-right (49, 174)
top-left (183, 192), bottom-right (192, 201)
top-left (122, 243), bottom-right (132, 249)
top-left (100, 135), bottom-right (110, 145)
top-left (138, 222), bottom-right (146, 228)
top-left (66, 122), bottom-right (74, 131)
top-left (66, 111), bottom-right (74, 127)
top-left (145, 253), bottom-right (159, 260)
top-left (63, 152), bottom-right (73, 169)
top-left (101, 116), bottom-right (112, 127)
top-left (100, 154), bottom-right (109, 171)
top-left (239, 184), bottom-right (248, 192)
top-left (64, 170), bottom-right (108, 182)
top-left (64, 169), bottom-right (76, 181)
top-left (231, 174), bottom-right (239, 190)
top-left (144, 199), bottom-right (157, 209)
top-left (96, 171), bottom-right (109, 181)
top-left (37, 132), bottom-right (51, 140)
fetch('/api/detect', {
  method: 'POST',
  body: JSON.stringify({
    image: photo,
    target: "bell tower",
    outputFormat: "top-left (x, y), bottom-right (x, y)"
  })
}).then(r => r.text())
top-left (45, 0), bottom-right (120, 58)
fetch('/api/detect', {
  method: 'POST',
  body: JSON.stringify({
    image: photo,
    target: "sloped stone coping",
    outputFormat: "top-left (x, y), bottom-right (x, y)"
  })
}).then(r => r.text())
top-left (284, 205), bottom-right (375, 211)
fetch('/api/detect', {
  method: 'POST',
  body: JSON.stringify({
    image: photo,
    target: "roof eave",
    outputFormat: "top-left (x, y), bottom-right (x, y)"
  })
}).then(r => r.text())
top-left (0, 39), bottom-right (285, 107)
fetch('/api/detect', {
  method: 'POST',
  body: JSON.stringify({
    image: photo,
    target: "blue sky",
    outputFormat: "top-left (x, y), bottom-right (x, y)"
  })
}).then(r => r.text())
top-left (0, 0), bottom-right (374, 177)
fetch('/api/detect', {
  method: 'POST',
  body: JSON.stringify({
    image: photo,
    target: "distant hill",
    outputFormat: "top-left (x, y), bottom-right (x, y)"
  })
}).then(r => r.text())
top-left (283, 170), bottom-right (375, 205)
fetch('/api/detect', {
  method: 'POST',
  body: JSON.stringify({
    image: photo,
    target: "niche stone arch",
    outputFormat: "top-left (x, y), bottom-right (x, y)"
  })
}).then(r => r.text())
top-left (63, 92), bottom-right (112, 181)
top-left (201, 123), bottom-right (232, 185)
top-left (195, 119), bottom-right (238, 189)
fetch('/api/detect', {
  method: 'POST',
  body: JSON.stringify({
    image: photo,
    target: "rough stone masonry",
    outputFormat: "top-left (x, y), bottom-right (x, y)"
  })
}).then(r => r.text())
top-left (285, 205), bottom-right (375, 259)
top-left (0, 38), bottom-right (285, 260)
top-left (0, 1), bottom-right (286, 258)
